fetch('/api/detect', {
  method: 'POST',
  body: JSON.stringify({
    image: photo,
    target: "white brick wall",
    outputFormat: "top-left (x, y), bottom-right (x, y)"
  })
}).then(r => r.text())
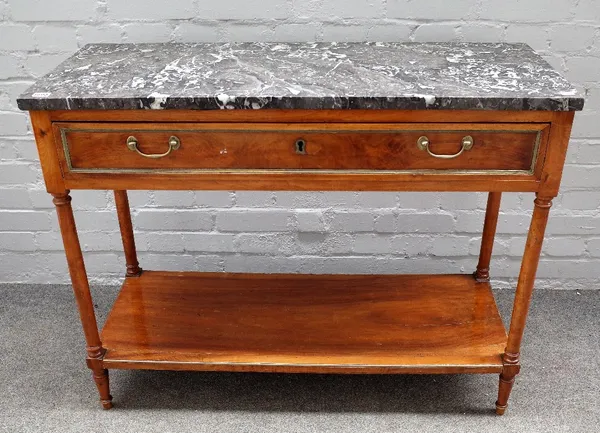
top-left (0, 0), bottom-right (599, 288)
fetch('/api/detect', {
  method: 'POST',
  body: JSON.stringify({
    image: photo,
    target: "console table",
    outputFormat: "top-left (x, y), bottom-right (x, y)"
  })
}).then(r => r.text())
top-left (18, 42), bottom-right (583, 415)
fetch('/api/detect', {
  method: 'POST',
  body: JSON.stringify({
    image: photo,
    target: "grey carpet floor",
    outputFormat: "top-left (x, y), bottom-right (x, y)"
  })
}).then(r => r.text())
top-left (0, 283), bottom-right (598, 433)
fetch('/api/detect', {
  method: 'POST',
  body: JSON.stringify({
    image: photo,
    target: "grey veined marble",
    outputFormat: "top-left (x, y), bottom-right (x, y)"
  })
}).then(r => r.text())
top-left (18, 42), bottom-right (584, 111)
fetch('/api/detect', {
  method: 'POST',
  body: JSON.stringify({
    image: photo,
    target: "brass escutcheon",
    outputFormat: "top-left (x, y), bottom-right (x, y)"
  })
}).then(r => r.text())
top-left (295, 138), bottom-right (307, 154)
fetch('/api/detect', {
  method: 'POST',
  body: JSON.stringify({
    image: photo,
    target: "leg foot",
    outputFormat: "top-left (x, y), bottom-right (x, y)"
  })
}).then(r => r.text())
top-left (495, 404), bottom-right (507, 416)
top-left (93, 369), bottom-right (113, 410)
top-left (495, 372), bottom-right (515, 415)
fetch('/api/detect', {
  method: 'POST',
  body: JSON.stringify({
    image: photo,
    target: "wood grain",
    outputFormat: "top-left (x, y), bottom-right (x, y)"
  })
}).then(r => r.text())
top-left (57, 122), bottom-right (543, 172)
top-left (538, 111), bottom-right (575, 197)
top-left (50, 119), bottom-right (550, 192)
top-left (475, 192), bottom-right (502, 282)
top-left (505, 196), bottom-right (553, 354)
top-left (114, 190), bottom-right (141, 277)
top-left (101, 271), bottom-right (507, 374)
top-left (49, 109), bottom-right (558, 123)
top-left (52, 191), bottom-right (112, 409)
top-left (496, 194), bottom-right (553, 415)
top-left (27, 106), bottom-right (576, 413)
top-left (29, 111), bottom-right (65, 193)
top-left (62, 173), bottom-right (541, 192)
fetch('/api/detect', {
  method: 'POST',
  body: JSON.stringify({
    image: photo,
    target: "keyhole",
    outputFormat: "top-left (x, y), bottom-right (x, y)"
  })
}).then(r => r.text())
top-left (295, 139), bottom-right (306, 154)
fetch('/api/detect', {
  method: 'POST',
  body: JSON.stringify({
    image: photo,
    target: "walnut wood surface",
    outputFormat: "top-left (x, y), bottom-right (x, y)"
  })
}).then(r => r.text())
top-left (538, 112), bottom-right (575, 197)
top-left (58, 122), bottom-right (542, 172)
top-left (49, 109), bottom-right (558, 123)
top-left (506, 196), bottom-right (553, 353)
top-left (475, 192), bottom-right (502, 282)
top-left (62, 172), bottom-right (541, 192)
top-left (30, 111), bottom-right (65, 193)
top-left (52, 191), bottom-right (112, 409)
top-left (100, 271), bottom-right (506, 374)
top-left (49, 117), bottom-right (551, 192)
top-left (114, 190), bottom-right (141, 277)
top-left (495, 195), bottom-right (553, 415)
top-left (27, 108), bottom-right (577, 412)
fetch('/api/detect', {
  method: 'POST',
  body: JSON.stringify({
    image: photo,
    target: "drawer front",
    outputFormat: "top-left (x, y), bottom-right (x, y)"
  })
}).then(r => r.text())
top-left (55, 123), bottom-right (548, 174)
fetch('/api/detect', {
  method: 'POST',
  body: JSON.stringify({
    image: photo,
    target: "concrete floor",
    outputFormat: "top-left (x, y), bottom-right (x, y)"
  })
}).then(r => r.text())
top-left (1, 283), bottom-right (598, 433)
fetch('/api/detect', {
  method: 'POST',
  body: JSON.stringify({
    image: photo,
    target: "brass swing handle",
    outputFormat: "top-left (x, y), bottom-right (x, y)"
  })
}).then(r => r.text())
top-left (417, 135), bottom-right (474, 159)
top-left (126, 135), bottom-right (181, 159)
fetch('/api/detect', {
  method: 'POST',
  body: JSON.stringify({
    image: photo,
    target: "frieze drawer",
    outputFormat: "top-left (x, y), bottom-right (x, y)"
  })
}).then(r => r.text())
top-left (54, 122), bottom-right (549, 175)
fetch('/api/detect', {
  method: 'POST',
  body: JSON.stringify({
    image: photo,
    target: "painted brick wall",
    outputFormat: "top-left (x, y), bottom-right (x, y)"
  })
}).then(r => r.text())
top-left (0, 0), bottom-right (599, 288)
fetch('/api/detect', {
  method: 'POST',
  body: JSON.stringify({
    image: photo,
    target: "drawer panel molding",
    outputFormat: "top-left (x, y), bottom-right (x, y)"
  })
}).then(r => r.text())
top-left (55, 122), bottom-right (549, 176)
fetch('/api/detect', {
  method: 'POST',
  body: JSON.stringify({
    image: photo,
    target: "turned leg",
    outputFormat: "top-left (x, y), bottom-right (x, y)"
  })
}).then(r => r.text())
top-left (52, 191), bottom-right (113, 409)
top-left (89, 352), bottom-right (113, 410)
top-left (495, 194), bottom-right (553, 415)
top-left (114, 190), bottom-right (142, 277)
top-left (475, 192), bottom-right (502, 282)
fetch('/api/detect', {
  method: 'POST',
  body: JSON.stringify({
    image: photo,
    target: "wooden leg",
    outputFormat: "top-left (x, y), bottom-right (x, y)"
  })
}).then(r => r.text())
top-left (495, 194), bottom-right (553, 415)
top-left (495, 369), bottom-right (516, 415)
top-left (475, 192), bottom-right (502, 282)
top-left (114, 190), bottom-right (142, 277)
top-left (52, 191), bottom-right (113, 410)
top-left (92, 368), bottom-right (113, 410)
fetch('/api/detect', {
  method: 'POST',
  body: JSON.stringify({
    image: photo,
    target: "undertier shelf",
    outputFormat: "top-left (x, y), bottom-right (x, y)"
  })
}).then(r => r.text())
top-left (101, 271), bottom-right (507, 374)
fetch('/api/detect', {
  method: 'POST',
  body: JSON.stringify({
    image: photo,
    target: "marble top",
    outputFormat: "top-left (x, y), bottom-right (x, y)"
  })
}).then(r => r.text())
top-left (17, 42), bottom-right (584, 111)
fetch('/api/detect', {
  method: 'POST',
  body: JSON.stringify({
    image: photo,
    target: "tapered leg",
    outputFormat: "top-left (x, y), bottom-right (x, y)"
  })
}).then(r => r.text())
top-left (495, 369), bottom-right (516, 415)
top-left (52, 191), bottom-right (113, 409)
top-left (496, 349), bottom-right (520, 415)
top-left (114, 190), bottom-right (142, 277)
top-left (495, 194), bottom-right (553, 415)
top-left (475, 192), bottom-right (502, 282)
top-left (92, 368), bottom-right (113, 409)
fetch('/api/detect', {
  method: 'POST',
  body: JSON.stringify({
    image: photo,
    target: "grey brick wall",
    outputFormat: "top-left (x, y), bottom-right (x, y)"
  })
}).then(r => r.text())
top-left (0, 0), bottom-right (599, 288)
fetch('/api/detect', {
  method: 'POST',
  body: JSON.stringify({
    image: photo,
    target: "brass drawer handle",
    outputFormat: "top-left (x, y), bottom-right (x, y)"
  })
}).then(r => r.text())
top-left (126, 135), bottom-right (181, 159)
top-left (417, 135), bottom-right (474, 159)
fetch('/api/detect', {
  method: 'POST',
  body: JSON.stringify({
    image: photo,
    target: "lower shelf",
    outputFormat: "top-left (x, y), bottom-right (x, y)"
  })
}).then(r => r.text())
top-left (101, 271), bottom-right (507, 374)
